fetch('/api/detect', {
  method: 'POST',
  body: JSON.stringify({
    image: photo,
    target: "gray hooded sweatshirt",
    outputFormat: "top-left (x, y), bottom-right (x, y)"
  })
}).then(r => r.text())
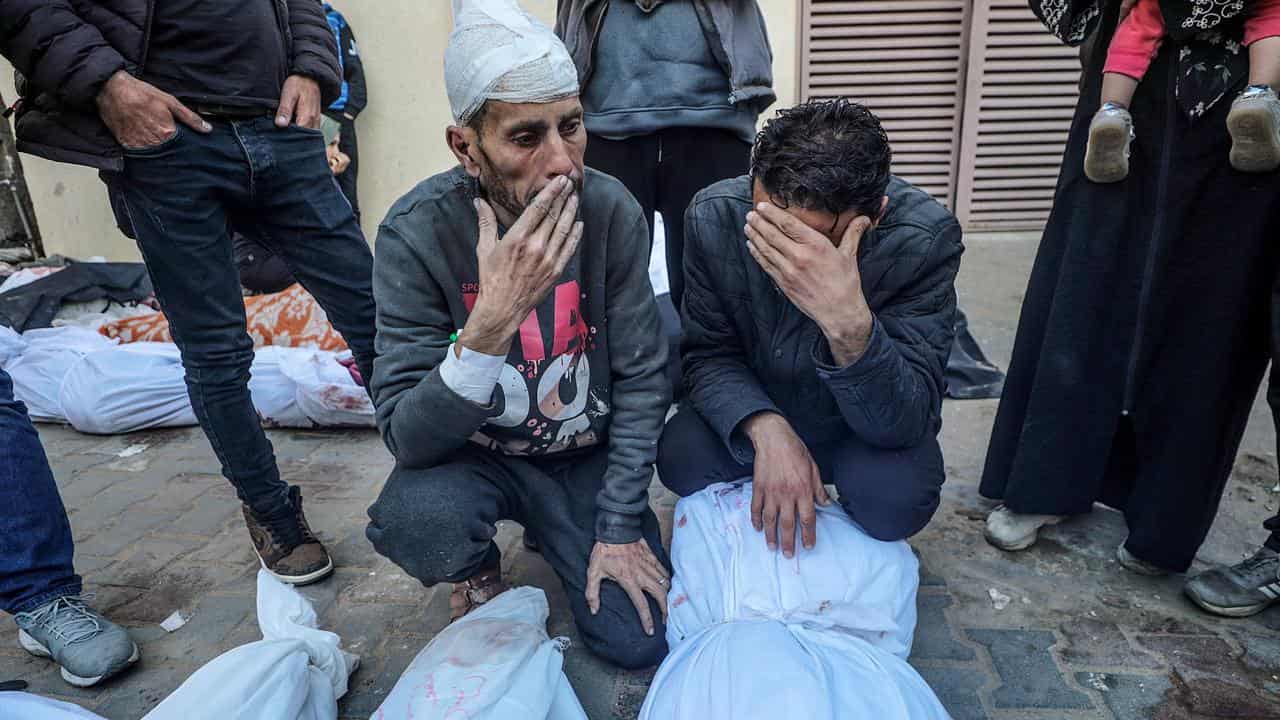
top-left (370, 166), bottom-right (671, 544)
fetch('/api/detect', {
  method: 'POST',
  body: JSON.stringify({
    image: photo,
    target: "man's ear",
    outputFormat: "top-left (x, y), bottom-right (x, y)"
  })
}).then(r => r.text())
top-left (446, 125), bottom-right (483, 179)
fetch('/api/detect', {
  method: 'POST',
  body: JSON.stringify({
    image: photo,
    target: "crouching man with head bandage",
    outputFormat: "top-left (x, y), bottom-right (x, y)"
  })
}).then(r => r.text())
top-left (364, 0), bottom-right (672, 669)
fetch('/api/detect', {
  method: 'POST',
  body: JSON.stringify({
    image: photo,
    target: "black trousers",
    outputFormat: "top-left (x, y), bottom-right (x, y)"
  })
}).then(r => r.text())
top-left (584, 127), bottom-right (751, 309)
top-left (1266, 270), bottom-right (1280, 552)
top-left (657, 408), bottom-right (945, 542)
top-left (365, 444), bottom-right (670, 670)
top-left (335, 115), bottom-right (360, 221)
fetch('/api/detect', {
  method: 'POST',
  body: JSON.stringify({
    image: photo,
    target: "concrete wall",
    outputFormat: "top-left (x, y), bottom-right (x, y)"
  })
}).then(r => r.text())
top-left (1, 0), bottom-right (799, 261)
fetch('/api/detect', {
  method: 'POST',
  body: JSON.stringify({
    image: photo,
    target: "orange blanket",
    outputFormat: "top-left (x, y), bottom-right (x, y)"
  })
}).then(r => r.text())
top-left (99, 283), bottom-right (348, 351)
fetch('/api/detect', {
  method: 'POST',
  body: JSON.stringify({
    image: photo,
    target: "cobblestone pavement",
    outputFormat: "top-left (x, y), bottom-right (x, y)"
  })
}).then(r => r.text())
top-left (5, 235), bottom-right (1280, 719)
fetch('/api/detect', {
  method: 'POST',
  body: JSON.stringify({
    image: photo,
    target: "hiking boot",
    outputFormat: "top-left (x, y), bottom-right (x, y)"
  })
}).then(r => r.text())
top-left (449, 565), bottom-right (508, 621)
top-left (1116, 542), bottom-right (1168, 576)
top-left (16, 595), bottom-right (139, 687)
top-left (1084, 102), bottom-right (1135, 183)
top-left (242, 485), bottom-right (333, 586)
top-left (983, 505), bottom-right (1065, 551)
top-left (1227, 85), bottom-right (1280, 172)
top-left (1185, 547), bottom-right (1280, 617)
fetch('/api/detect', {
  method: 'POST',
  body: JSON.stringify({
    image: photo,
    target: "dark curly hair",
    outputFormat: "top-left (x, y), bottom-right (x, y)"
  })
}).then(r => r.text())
top-left (750, 99), bottom-right (892, 219)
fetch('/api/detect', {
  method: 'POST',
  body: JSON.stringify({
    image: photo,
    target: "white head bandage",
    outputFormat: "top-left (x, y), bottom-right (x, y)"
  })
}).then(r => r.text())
top-left (445, 0), bottom-right (580, 126)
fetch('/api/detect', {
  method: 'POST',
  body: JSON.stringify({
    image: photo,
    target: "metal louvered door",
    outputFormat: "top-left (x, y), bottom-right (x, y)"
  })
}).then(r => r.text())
top-left (953, 0), bottom-right (1083, 230)
top-left (799, 0), bottom-right (973, 209)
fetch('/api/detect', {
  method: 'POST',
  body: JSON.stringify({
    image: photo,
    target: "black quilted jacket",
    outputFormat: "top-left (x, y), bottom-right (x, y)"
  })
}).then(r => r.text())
top-left (682, 175), bottom-right (962, 462)
top-left (0, 0), bottom-right (341, 171)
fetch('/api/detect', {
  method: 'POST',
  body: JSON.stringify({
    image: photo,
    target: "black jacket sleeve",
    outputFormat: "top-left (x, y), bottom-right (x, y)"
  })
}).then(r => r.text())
top-left (812, 219), bottom-right (962, 449)
top-left (681, 198), bottom-right (781, 464)
top-left (0, 0), bottom-right (126, 109)
top-left (285, 0), bottom-right (342, 107)
top-left (340, 21), bottom-right (366, 117)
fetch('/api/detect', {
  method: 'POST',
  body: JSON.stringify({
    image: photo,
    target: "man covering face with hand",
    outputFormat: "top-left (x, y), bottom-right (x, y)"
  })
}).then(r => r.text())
top-left (659, 99), bottom-right (962, 556)
top-left (365, 0), bottom-right (671, 669)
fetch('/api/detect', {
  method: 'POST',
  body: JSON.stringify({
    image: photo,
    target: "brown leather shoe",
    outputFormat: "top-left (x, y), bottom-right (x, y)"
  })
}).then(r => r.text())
top-left (242, 485), bottom-right (334, 586)
top-left (449, 565), bottom-right (508, 621)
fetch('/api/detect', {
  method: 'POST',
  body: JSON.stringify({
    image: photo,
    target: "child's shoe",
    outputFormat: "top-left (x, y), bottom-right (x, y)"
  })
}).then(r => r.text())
top-left (1227, 85), bottom-right (1280, 172)
top-left (1084, 102), bottom-right (1134, 183)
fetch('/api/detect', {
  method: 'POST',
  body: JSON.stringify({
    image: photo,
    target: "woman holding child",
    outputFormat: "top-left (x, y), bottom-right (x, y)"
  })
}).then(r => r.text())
top-left (981, 0), bottom-right (1280, 577)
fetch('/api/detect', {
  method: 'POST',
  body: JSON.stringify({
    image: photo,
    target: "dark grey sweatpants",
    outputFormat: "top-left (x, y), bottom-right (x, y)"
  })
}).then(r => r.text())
top-left (366, 444), bottom-right (669, 670)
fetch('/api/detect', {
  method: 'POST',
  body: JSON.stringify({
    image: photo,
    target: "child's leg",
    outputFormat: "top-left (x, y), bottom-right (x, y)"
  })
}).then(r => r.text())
top-left (1245, 0), bottom-right (1280, 87)
top-left (1101, 73), bottom-right (1141, 109)
top-left (1101, 0), bottom-right (1165, 107)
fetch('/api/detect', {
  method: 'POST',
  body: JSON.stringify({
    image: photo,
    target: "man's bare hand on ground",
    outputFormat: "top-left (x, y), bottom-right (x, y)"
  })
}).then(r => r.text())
top-left (743, 412), bottom-right (831, 557)
top-left (96, 71), bottom-right (211, 149)
top-left (276, 75), bottom-right (323, 129)
top-left (459, 176), bottom-right (583, 357)
top-left (586, 540), bottom-right (670, 637)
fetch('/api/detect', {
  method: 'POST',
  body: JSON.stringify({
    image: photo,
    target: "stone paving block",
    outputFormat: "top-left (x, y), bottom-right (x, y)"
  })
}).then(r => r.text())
top-left (338, 561), bottom-right (433, 606)
top-left (109, 538), bottom-right (203, 586)
top-left (911, 593), bottom-right (977, 661)
top-left (71, 510), bottom-right (173, 558)
top-left (296, 568), bottom-right (365, 620)
top-left (1233, 627), bottom-right (1280, 672)
top-left (74, 554), bottom-right (117, 577)
top-left (184, 527), bottom-right (258, 567)
top-left (328, 523), bottom-right (378, 570)
top-left (324, 600), bottom-right (417, 660)
top-left (139, 593), bottom-right (254, 663)
top-left (914, 666), bottom-right (989, 720)
top-left (57, 468), bottom-right (126, 506)
top-left (965, 628), bottom-right (1094, 710)
top-left (266, 431), bottom-right (329, 464)
top-left (1057, 619), bottom-right (1163, 669)
top-left (134, 474), bottom-right (218, 513)
top-left (1076, 671), bottom-right (1172, 718)
top-left (337, 636), bottom-right (421, 719)
top-left (168, 492), bottom-right (239, 537)
top-left (1134, 634), bottom-right (1238, 680)
top-left (93, 660), bottom-right (199, 719)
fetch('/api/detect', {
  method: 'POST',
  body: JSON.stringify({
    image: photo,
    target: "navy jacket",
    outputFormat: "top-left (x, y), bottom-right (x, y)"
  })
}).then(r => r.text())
top-left (682, 176), bottom-right (962, 461)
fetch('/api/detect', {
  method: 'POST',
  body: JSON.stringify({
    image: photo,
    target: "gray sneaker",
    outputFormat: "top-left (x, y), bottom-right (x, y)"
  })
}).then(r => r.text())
top-left (1227, 85), bottom-right (1280, 172)
top-left (1184, 547), bottom-right (1280, 618)
top-left (15, 595), bottom-right (139, 687)
top-left (1084, 102), bottom-right (1135, 183)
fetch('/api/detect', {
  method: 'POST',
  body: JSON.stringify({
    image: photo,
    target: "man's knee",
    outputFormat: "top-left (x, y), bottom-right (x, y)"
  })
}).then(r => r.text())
top-left (842, 486), bottom-right (941, 541)
top-left (573, 585), bottom-right (669, 669)
top-left (835, 437), bottom-right (945, 541)
top-left (366, 467), bottom-right (494, 584)
top-left (657, 408), bottom-right (742, 497)
top-left (580, 614), bottom-right (668, 670)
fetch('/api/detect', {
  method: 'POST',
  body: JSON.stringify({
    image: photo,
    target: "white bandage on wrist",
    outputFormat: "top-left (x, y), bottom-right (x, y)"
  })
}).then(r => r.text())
top-left (439, 342), bottom-right (506, 405)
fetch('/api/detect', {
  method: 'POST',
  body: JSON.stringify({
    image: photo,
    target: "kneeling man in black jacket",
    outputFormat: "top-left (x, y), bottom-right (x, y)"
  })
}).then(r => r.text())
top-left (659, 99), bottom-right (962, 556)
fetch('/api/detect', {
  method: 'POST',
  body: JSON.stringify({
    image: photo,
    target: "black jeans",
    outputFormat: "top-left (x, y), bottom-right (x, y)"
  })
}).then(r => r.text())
top-left (657, 408), bottom-right (945, 541)
top-left (104, 118), bottom-right (376, 516)
top-left (365, 444), bottom-right (670, 670)
top-left (585, 127), bottom-right (750, 310)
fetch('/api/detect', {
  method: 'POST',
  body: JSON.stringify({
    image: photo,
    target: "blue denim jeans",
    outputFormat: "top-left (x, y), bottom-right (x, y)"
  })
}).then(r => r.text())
top-left (103, 117), bottom-right (376, 515)
top-left (0, 367), bottom-right (80, 615)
